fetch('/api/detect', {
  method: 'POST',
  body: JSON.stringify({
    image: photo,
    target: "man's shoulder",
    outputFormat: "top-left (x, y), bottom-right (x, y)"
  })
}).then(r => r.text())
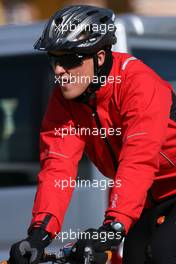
top-left (112, 51), bottom-right (165, 83)
top-left (112, 51), bottom-right (150, 73)
top-left (111, 52), bottom-right (172, 102)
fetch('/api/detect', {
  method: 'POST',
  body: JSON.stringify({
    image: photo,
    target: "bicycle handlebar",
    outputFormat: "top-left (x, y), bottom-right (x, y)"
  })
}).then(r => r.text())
top-left (0, 249), bottom-right (112, 264)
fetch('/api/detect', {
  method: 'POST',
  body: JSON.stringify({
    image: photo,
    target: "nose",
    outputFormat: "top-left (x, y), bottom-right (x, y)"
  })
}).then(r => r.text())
top-left (54, 64), bottom-right (66, 75)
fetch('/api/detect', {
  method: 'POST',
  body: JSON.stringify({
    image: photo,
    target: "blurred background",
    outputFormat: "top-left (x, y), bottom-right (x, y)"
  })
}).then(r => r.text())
top-left (0, 0), bottom-right (176, 261)
top-left (1, 0), bottom-right (176, 25)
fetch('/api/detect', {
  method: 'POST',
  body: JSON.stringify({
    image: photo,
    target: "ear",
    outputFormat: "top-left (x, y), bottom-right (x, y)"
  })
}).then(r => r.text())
top-left (97, 50), bottom-right (106, 67)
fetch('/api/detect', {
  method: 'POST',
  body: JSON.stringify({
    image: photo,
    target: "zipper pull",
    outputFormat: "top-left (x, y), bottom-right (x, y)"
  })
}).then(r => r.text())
top-left (92, 109), bottom-right (96, 117)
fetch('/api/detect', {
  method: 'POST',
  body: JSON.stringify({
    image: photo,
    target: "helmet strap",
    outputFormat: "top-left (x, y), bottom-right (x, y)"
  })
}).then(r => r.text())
top-left (76, 48), bottom-right (113, 103)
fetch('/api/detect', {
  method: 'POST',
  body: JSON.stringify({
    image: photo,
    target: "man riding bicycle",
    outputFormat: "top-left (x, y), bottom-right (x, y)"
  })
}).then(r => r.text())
top-left (10, 5), bottom-right (176, 264)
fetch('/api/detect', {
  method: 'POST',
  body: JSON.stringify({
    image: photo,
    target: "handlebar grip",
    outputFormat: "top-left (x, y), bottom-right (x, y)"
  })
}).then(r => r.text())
top-left (0, 254), bottom-right (55, 264)
top-left (0, 252), bottom-right (58, 264)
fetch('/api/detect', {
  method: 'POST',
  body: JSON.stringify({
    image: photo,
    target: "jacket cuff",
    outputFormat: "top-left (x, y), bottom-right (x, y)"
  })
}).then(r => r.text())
top-left (104, 211), bottom-right (134, 234)
top-left (30, 213), bottom-right (61, 239)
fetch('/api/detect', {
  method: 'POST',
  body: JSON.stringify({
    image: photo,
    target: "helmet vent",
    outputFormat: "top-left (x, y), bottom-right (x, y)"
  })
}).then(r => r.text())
top-left (87, 10), bottom-right (98, 16)
top-left (72, 19), bottom-right (80, 26)
top-left (100, 16), bottom-right (108, 23)
top-left (54, 17), bottom-right (63, 27)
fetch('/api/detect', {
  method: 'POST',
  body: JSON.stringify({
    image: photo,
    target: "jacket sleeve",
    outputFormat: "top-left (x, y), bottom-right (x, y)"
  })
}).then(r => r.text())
top-left (105, 72), bottom-right (172, 234)
top-left (30, 87), bottom-right (85, 238)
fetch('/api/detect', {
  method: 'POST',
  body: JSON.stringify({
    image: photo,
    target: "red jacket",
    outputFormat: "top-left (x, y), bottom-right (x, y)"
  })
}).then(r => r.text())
top-left (31, 52), bottom-right (176, 238)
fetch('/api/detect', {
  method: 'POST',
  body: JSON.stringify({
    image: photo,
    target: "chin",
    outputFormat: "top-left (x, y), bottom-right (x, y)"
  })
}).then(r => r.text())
top-left (61, 85), bottom-right (88, 100)
top-left (62, 92), bottom-right (79, 100)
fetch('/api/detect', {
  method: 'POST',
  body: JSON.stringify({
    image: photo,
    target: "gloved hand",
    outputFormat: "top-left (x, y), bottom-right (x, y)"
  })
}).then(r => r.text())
top-left (69, 222), bottom-right (125, 264)
top-left (9, 228), bottom-right (51, 264)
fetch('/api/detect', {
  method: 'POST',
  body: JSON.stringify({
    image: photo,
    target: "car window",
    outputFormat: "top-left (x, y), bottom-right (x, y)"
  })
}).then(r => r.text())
top-left (132, 48), bottom-right (176, 91)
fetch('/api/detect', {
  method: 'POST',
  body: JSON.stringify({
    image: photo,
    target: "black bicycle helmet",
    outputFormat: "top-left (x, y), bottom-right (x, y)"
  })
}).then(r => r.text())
top-left (34, 5), bottom-right (117, 54)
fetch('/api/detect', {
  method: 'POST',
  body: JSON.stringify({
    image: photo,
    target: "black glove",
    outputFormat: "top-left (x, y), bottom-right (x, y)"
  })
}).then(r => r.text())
top-left (69, 222), bottom-right (125, 264)
top-left (9, 228), bottom-right (51, 264)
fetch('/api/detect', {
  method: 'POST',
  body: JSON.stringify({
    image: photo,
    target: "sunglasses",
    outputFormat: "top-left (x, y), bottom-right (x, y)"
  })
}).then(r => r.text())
top-left (47, 52), bottom-right (89, 69)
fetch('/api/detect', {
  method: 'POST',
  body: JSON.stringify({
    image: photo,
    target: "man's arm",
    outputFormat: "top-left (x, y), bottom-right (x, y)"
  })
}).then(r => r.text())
top-left (30, 87), bottom-right (85, 238)
top-left (105, 72), bottom-right (172, 233)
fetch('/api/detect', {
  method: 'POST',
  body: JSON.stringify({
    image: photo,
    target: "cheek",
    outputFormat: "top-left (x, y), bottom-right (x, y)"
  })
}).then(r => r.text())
top-left (69, 62), bottom-right (94, 86)
top-left (82, 60), bottom-right (94, 78)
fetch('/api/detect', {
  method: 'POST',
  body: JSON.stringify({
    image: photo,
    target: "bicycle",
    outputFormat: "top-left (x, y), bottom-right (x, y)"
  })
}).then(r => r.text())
top-left (0, 243), bottom-right (113, 264)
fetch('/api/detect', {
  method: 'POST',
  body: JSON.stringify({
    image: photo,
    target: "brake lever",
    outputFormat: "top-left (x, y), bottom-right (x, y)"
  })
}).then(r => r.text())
top-left (84, 247), bottom-right (94, 264)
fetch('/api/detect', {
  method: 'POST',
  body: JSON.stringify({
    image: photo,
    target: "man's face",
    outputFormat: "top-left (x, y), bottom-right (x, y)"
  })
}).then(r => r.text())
top-left (49, 50), bottom-right (105, 100)
top-left (50, 52), bottom-right (94, 100)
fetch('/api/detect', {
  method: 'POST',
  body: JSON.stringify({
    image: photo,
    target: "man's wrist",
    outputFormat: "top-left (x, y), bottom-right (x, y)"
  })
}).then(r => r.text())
top-left (28, 227), bottom-right (52, 247)
top-left (109, 221), bottom-right (126, 236)
top-left (30, 213), bottom-right (60, 239)
top-left (104, 213), bottom-right (133, 234)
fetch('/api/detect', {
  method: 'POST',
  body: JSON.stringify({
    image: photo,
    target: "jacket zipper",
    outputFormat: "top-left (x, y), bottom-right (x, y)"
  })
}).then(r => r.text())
top-left (160, 151), bottom-right (176, 167)
top-left (91, 108), bottom-right (118, 172)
